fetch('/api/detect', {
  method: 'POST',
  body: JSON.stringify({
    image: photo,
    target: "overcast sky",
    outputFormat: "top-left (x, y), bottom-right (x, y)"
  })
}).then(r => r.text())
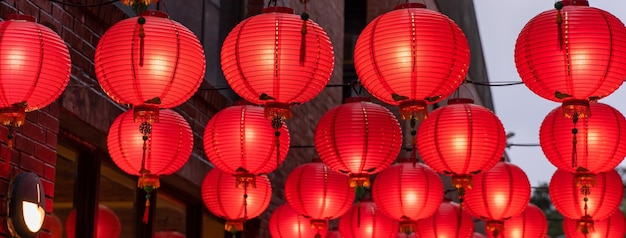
top-left (473, 1), bottom-right (626, 186)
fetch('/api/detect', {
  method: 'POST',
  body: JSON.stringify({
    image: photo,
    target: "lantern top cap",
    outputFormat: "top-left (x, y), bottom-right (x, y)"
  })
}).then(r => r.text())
top-left (344, 97), bottom-right (371, 103)
top-left (395, 3), bottom-right (426, 10)
top-left (447, 98), bottom-right (474, 105)
top-left (5, 14), bottom-right (36, 22)
top-left (560, 0), bottom-right (589, 6)
top-left (262, 7), bottom-right (295, 14)
top-left (139, 10), bottom-right (169, 18)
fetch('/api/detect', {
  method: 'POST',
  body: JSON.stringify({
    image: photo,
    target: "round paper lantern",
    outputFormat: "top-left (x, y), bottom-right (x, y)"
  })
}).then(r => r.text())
top-left (327, 229), bottom-right (341, 238)
top-left (107, 109), bottom-right (192, 181)
top-left (487, 204), bottom-right (547, 238)
top-left (201, 168), bottom-right (272, 233)
top-left (95, 11), bottom-right (205, 111)
top-left (414, 201), bottom-right (474, 238)
top-left (49, 213), bottom-right (63, 238)
top-left (354, 3), bottom-right (469, 120)
top-left (549, 169), bottom-right (623, 222)
top-left (203, 103), bottom-right (290, 185)
top-left (315, 97), bottom-right (402, 187)
top-left (269, 204), bottom-right (329, 238)
top-left (0, 14), bottom-right (70, 127)
top-left (221, 7), bottom-right (334, 119)
top-left (284, 159), bottom-right (355, 230)
top-left (66, 204), bottom-right (121, 238)
top-left (564, 209), bottom-right (626, 237)
top-left (417, 98), bottom-right (506, 190)
top-left (514, 0), bottom-right (626, 118)
top-left (464, 162), bottom-right (531, 237)
top-left (540, 102), bottom-right (626, 173)
top-left (372, 159), bottom-right (443, 232)
top-left (154, 231), bottom-right (185, 238)
top-left (338, 201), bottom-right (398, 238)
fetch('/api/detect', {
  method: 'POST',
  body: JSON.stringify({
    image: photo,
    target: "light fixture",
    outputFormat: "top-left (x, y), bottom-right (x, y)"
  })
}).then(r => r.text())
top-left (7, 172), bottom-right (46, 238)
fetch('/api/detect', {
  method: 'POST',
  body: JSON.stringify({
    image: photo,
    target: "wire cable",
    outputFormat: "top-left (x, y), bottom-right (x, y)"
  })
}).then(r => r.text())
top-left (48, 0), bottom-right (120, 7)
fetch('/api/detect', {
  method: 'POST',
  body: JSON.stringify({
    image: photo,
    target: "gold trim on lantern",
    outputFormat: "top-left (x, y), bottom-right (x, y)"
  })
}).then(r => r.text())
top-left (398, 218), bottom-right (416, 233)
top-left (137, 173), bottom-right (160, 189)
top-left (310, 219), bottom-right (328, 231)
top-left (264, 102), bottom-right (292, 120)
top-left (576, 215), bottom-right (594, 234)
top-left (399, 100), bottom-right (428, 120)
top-left (451, 174), bottom-right (473, 190)
top-left (0, 102), bottom-right (27, 127)
top-left (234, 171), bottom-right (256, 189)
top-left (486, 220), bottom-right (505, 238)
top-left (134, 104), bottom-right (160, 123)
top-left (574, 170), bottom-right (596, 188)
top-left (349, 173), bottom-right (371, 188)
top-left (562, 99), bottom-right (590, 119)
top-left (225, 219), bottom-right (245, 233)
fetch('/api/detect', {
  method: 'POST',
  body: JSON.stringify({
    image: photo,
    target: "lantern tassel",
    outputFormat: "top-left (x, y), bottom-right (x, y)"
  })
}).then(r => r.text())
top-left (299, 9), bottom-right (309, 65)
top-left (410, 117), bottom-right (417, 167)
top-left (138, 16), bottom-right (146, 66)
top-left (271, 116), bottom-right (283, 168)
top-left (143, 198), bottom-right (150, 223)
top-left (577, 216), bottom-right (594, 234)
top-left (486, 220), bottom-right (505, 238)
top-left (571, 112), bottom-right (579, 169)
top-left (555, 1), bottom-right (564, 50)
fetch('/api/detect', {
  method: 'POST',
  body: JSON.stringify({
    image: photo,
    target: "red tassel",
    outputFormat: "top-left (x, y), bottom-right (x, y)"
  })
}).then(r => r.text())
top-left (142, 199), bottom-right (150, 223)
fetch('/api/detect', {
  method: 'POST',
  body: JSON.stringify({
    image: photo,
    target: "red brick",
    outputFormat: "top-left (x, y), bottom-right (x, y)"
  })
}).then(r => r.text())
top-left (32, 0), bottom-right (53, 13)
top-left (43, 163), bottom-right (55, 181)
top-left (45, 197), bottom-right (53, 213)
top-left (19, 154), bottom-right (44, 176)
top-left (22, 123), bottom-right (46, 144)
top-left (33, 143), bottom-right (56, 165)
top-left (37, 111), bottom-right (59, 134)
top-left (45, 131), bottom-right (57, 149)
top-left (15, 134), bottom-right (35, 154)
top-left (38, 10), bottom-right (62, 35)
top-left (41, 178), bottom-right (54, 198)
top-left (51, 4), bottom-right (72, 28)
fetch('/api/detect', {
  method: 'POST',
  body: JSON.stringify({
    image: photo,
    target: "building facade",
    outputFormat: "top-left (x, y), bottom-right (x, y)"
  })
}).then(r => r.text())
top-left (0, 0), bottom-right (492, 237)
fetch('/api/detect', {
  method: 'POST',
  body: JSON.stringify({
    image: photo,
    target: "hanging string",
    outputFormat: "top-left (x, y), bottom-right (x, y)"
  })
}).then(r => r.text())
top-left (299, 0), bottom-right (309, 65)
top-left (137, 120), bottom-right (160, 224)
top-left (271, 117), bottom-right (282, 168)
top-left (555, 1), bottom-right (564, 50)
top-left (410, 117), bottom-right (417, 167)
top-left (571, 112), bottom-right (579, 169)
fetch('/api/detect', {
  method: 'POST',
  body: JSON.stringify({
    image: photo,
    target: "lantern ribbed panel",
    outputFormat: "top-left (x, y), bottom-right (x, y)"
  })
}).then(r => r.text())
top-left (563, 209), bottom-right (626, 238)
top-left (464, 162), bottom-right (531, 220)
top-left (514, 4), bottom-right (626, 102)
top-left (417, 100), bottom-right (506, 175)
top-left (284, 161), bottom-right (354, 220)
top-left (95, 11), bottom-right (205, 108)
top-left (66, 205), bottom-right (121, 238)
top-left (338, 201), bottom-right (398, 238)
top-left (539, 102), bottom-right (626, 173)
top-left (314, 100), bottom-right (402, 175)
top-left (201, 169), bottom-right (271, 220)
top-left (354, 5), bottom-right (469, 105)
top-left (548, 169), bottom-right (623, 220)
top-left (107, 109), bottom-right (193, 176)
top-left (372, 161), bottom-right (443, 221)
top-left (203, 104), bottom-right (290, 175)
top-left (414, 201), bottom-right (474, 238)
top-left (487, 204), bottom-right (547, 238)
top-left (220, 7), bottom-right (334, 106)
top-left (0, 16), bottom-right (70, 111)
top-left (269, 204), bottom-right (328, 238)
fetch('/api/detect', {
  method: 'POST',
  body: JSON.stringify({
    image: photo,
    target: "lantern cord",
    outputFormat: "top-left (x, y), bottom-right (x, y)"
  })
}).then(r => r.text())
top-left (243, 181), bottom-right (249, 220)
top-left (555, 1), bottom-right (564, 50)
top-left (2, 125), bottom-right (15, 175)
top-left (48, 0), bottom-right (120, 7)
top-left (271, 117), bottom-right (283, 168)
top-left (139, 121), bottom-right (152, 173)
top-left (464, 80), bottom-right (525, 87)
top-left (299, 11), bottom-right (309, 65)
top-left (571, 112), bottom-right (579, 169)
top-left (410, 117), bottom-right (418, 167)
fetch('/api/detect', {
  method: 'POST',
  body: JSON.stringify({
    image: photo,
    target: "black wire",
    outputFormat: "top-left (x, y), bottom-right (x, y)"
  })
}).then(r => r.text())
top-left (48, 0), bottom-right (120, 7)
top-left (507, 143), bottom-right (541, 147)
top-left (466, 79), bottom-right (525, 87)
top-left (198, 83), bottom-right (353, 91)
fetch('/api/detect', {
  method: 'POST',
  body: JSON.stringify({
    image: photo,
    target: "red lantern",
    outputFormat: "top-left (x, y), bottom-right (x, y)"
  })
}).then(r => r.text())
top-left (464, 162), bottom-right (531, 237)
top-left (269, 204), bottom-right (329, 238)
top-left (417, 98), bottom-right (506, 191)
top-left (372, 159), bottom-right (443, 232)
top-left (66, 204), bottom-right (121, 238)
top-left (201, 168), bottom-right (272, 233)
top-left (564, 209), bottom-right (626, 237)
top-left (107, 109), bottom-right (192, 222)
top-left (327, 229), bottom-right (341, 238)
top-left (338, 201), bottom-right (398, 238)
top-left (203, 103), bottom-right (290, 186)
top-left (284, 159), bottom-right (355, 230)
top-left (540, 102), bottom-right (626, 173)
top-left (514, 0), bottom-right (626, 118)
top-left (154, 231), bottom-right (185, 238)
top-left (0, 14), bottom-right (70, 127)
top-left (49, 213), bottom-right (63, 238)
top-left (487, 204), bottom-right (547, 238)
top-left (315, 98), bottom-right (402, 187)
top-left (414, 201), bottom-right (474, 238)
top-left (549, 169), bottom-right (623, 224)
top-left (95, 11), bottom-right (205, 119)
top-left (221, 7), bottom-right (334, 119)
top-left (354, 3), bottom-right (469, 120)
